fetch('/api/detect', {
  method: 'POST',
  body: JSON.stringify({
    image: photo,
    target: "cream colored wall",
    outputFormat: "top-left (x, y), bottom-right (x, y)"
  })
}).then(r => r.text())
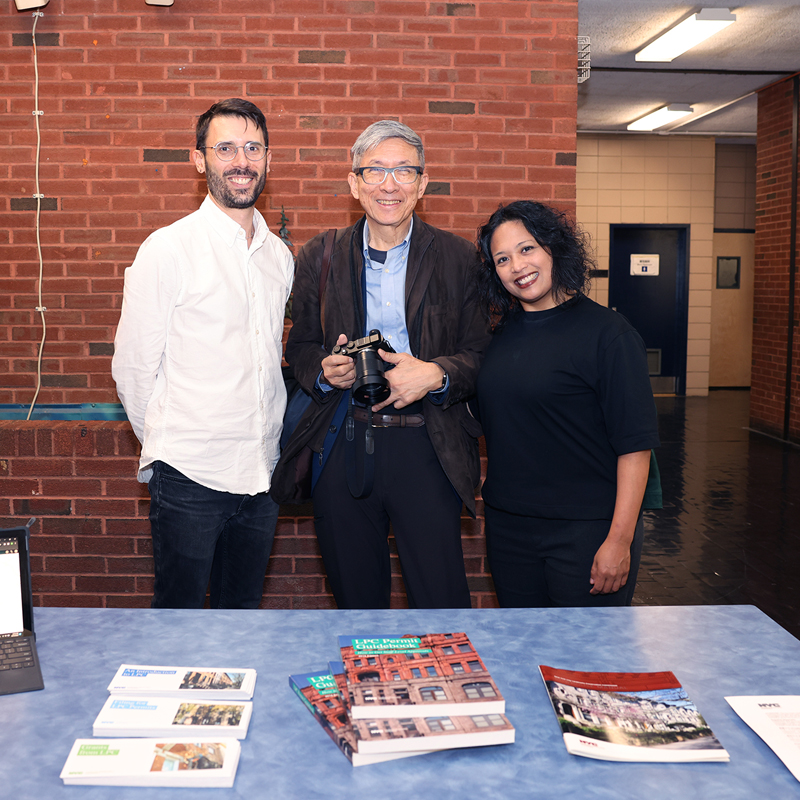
top-left (710, 232), bottom-right (754, 387)
top-left (576, 135), bottom-right (716, 396)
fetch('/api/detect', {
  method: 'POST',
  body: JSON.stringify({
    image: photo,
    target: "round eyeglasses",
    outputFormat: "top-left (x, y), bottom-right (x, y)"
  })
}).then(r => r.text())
top-left (354, 166), bottom-right (423, 185)
top-left (200, 142), bottom-right (267, 162)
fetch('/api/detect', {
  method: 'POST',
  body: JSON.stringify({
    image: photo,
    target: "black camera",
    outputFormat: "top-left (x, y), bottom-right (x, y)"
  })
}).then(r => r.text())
top-left (332, 329), bottom-right (396, 404)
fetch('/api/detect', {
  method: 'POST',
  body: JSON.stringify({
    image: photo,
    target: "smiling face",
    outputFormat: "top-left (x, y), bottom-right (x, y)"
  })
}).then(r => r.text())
top-left (490, 219), bottom-right (557, 313)
top-left (192, 115), bottom-right (270, 213)
top-left (347, 137), bottom-right (428, 247)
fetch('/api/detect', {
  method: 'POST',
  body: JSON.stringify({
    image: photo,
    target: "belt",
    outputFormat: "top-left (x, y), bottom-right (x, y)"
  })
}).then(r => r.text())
top-left (352, 407), bottom-right (425, 428)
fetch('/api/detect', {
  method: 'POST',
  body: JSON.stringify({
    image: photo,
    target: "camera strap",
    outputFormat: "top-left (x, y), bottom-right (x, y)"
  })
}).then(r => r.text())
top-left (345, 389), bottom-right (376, 499)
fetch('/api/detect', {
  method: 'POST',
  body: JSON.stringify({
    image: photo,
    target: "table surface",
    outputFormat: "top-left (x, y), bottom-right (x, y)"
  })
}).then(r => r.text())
top-left (2, 605), bottom-right (800, 799)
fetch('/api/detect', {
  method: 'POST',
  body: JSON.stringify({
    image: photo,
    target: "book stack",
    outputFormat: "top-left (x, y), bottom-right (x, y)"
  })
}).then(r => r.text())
top-left (60, 665), bottom-right (256, 787)
top-left (290, 632), bottom-right (515, 766)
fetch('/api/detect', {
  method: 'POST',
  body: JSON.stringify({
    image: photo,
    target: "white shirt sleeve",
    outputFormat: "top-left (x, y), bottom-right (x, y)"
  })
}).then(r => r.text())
top-left (111, 233), bottom-right (181, 444)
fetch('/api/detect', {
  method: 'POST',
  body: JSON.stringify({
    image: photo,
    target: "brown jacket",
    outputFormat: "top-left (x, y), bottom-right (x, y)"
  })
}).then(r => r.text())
top-left (271, 214), bottom-right (491, 515)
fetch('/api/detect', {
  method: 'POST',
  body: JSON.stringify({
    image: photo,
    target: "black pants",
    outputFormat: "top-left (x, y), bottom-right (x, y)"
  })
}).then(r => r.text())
top-left (312, 420), bottom-right (471, 609)
top-left (484, 504), bottom-right (644, 608)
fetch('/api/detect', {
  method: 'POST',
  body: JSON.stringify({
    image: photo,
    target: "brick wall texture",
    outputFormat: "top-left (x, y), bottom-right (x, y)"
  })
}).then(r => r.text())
top-left (1, 0), bottom-right (578, 608)
top-left (752, 77), bottom-right (800, 441)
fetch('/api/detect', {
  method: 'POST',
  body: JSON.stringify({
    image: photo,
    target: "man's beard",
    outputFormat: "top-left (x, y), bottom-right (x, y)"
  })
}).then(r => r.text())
top-left (205, 164), bottom-right (266, 209)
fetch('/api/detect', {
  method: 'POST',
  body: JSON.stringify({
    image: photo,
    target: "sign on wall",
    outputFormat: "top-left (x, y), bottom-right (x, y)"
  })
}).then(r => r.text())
top-left (630, 254), bottom-right (660, 276)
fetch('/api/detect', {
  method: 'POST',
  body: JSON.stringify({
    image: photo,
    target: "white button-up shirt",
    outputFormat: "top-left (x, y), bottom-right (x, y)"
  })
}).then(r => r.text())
top-left (112, 196), bottom-right (294, 495)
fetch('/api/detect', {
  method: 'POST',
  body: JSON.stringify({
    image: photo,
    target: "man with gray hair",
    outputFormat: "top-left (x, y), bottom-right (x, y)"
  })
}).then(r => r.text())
top-left (272, 120), bottom-right (490, 609)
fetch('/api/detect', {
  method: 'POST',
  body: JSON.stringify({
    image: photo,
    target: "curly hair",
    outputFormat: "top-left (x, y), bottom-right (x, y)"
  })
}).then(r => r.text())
top-left (476, 201), bottom-right (593, 329)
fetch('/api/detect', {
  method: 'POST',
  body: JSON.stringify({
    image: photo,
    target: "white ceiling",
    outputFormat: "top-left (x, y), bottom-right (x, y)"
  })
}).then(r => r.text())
top-left (577, 1), bottom-right (800, 138)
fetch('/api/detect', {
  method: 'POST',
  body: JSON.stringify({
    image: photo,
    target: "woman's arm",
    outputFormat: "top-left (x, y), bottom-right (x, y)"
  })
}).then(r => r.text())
top-left (589, 449), bottom-right (651, 595)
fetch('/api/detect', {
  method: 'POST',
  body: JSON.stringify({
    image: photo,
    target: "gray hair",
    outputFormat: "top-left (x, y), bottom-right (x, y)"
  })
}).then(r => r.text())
top-left (350, 120), bottom-right (425, 171)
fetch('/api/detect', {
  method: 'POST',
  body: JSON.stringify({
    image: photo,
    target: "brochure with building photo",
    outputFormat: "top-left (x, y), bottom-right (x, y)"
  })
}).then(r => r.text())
top-left (289, 668), bottom-right (431, 766)
top-left (327, 660), bottom-right (515, 755)
top-left (60, 739), bottom-right (240, 787)
top-left (726, 696), bottom-right (800, 782)
top-left (92, 696), bottom-right (252, 739)
top-left (107, 665), bottom-right (256, 700)
top-left (338, 633), bottom-right (505, 720)
top-left (539, 666), bottom-right (729, 762)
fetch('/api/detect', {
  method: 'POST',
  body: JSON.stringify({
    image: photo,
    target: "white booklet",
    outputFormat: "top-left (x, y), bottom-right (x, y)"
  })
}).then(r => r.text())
top-left (726, 695), bottom-right (800, 782)
top-left (60, 739), bottom-right (240, 787)
top-left (92, 696), bottom-right (252, 739)
top-left (107, 665), bottom-right (256, 700)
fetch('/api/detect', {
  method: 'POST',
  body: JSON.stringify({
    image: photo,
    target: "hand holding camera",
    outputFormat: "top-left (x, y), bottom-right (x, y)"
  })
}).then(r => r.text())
top-left (370, 350), bottom-right (446, 412)
top-left (331, 329), bottom-right (396, 404)
top-left (320, 333), bottom-right (358, 391)
top-left (323, 330), bottom-right (446, 410)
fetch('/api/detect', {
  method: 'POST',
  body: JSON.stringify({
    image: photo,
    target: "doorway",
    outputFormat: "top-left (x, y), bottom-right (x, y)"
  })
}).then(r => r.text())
top-left (608, 224), bottom-right (689, 395)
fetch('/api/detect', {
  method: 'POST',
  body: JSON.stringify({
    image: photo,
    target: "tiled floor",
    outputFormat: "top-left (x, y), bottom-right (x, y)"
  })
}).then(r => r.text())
top-left (635, 390), bottom-right (800, 639)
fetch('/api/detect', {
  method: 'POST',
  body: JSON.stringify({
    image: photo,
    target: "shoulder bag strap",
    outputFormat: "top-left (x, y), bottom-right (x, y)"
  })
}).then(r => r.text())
top-left (318, 228), bottom-right (336, 304)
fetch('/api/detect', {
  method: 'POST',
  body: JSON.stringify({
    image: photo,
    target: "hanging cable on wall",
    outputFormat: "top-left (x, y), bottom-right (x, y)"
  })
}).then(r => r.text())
top-left (26, 10), bottom-right (48, 421)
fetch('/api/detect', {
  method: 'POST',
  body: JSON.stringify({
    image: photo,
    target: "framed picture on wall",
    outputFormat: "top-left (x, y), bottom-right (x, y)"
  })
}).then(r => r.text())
top-left (716, 257), bottom-right (741, 289)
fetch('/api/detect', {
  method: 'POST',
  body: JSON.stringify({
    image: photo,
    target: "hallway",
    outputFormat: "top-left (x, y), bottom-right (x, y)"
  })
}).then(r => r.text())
top-left (636, 390), bottom-right (800, 639)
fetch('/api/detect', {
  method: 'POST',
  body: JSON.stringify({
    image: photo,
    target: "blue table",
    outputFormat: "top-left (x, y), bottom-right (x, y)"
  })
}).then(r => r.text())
top-left (2, 606), bottom-right (800, 798)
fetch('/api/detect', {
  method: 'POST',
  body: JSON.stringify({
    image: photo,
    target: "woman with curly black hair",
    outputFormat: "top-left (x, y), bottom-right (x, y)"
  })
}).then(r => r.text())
top-left (474, 201), bottom-right (659, 607)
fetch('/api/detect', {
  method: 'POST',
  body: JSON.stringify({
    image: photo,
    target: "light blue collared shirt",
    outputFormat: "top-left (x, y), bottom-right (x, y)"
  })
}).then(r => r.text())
top-left (362, 219), bottom-right (412, 355)
top-left (316, 217), bottom-right (448, 400)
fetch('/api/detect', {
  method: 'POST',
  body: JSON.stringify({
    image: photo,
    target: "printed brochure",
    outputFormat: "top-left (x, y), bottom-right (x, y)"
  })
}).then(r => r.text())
top-left (338, 633), bottom-right (505, 720)
top-left (289, 668), bottom-right (431, 766)
top-left (92, 696), bottom-right (252, 739)
top-left (107, 665), bottom-right (256, 700)
top-left (60, 738), bottom-right (240, 787)
top-left (726, 695), bottom-right (800, 782)
top-left (540, 666), bottom-right (729, 762)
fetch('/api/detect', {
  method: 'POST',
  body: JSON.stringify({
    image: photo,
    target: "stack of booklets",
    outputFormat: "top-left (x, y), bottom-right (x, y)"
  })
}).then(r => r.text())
top-left (290, 632), bottom-right (515, 766)
top-left (60, 665), bottom-right (256, 787)
top-left (539, 665), bottom-right (729, 762)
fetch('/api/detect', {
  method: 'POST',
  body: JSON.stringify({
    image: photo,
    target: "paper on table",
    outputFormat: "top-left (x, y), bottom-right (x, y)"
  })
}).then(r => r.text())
top-left (726, 695), bottom-right (800, 782)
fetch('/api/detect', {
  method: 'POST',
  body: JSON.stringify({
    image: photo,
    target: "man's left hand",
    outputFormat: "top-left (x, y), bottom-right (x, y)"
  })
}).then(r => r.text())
top-left (372, 351), bottom-right (445, 412)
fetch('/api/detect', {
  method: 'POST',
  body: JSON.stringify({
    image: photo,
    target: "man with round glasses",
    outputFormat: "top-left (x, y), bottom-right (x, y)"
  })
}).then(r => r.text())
top-left (274, 120), bottom-right (491, 609)
top-left (113, 98), bottom-right (294, 609)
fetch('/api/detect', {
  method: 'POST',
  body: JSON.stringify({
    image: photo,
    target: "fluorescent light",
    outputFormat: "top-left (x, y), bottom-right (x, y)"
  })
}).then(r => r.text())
top-left (14, 0), bottom-right (50, 9)
top-left (627, 104), bottom-right (694, 131)
top-left (145, 0), bottom-right (174, 5)
top-left (636, 8), bottom-right (736, 62)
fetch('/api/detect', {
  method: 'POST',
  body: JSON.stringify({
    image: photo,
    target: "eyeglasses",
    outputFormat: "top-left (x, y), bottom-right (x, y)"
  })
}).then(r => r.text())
top-left (200, 142), bottom-right (267, 162)
top-left (354, 166), bottom-right (423, 185)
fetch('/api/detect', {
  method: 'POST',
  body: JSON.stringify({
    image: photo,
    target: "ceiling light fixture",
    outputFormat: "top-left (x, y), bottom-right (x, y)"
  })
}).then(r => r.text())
top-left (14, 0), bottom-right (50, 9)
top-left (636, 8), bottom-right (736, 62)
top-left (627, 104), bottom-right (694, 131)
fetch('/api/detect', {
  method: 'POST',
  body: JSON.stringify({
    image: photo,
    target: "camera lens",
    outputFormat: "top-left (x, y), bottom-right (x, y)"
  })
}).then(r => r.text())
top-left (352, 349), bottom-right (390, 404)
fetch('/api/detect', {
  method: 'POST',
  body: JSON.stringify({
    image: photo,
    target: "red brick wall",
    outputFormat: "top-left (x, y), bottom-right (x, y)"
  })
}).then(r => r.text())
top-left (0, 418), bottom-right (491, 609)
top-left (752, 77), bottom-right (800, 441)
top-left (1, 0), bottom-right (577, 608)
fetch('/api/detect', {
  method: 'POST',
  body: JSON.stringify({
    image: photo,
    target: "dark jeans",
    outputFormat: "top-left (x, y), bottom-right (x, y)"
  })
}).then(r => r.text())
top-left (485, 504), bottom-right (644, 608)
top-left (147, 461), bottom-right (279, 609)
